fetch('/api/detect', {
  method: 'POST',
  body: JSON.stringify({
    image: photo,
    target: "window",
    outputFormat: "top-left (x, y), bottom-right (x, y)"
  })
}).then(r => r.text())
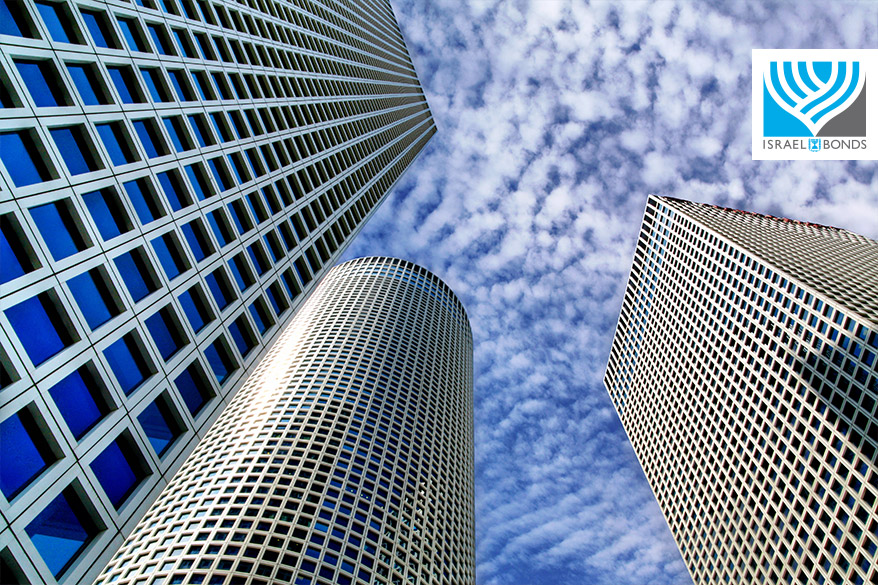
top-left (14, 59), bottom-right (69, 107)
top-left (249, 299), bottom-right (273, 335)
top-left (1, 0), bottom-right (38, 37)
top-left (50, 126), bottom-right (102, 175)
top-left (172, 28), bottom-right (196, 58)
top-left (140, 68), bottom-right (171, 102)
top-left (0, 130), bottom-right (53, 187)
top-left (0, 213), bottom-right (39, 284)
top-left (151, 231), bottom-right (189, 280)
top-left (163, 116), bottom-right (193, 152)
top-left (185, 163), bottom-right (214, 200)
top-left (114, 247), bottom-right (159, 302)
top-left (66, 268), bottom-right (122, 330)
top-left (266, 281), bottom-right (289, 316)
top-left (66, 63), bottom-right (110, 105)
top-left (96, 122), bottom-right (137, 165)
top-left (0, 406), bottom-right (57, 498)
top-left (81, 189), bottom-right (131, 240)
top-left (181, 219), bottom-right (214, 262)
top-left (107, 66), bottom-right (143, 103)
top-left (248, 242), bottom-right (271, 275)
top-left (35, 2), bottom-right (81, 44)
top-left (48, 365), bottom-right (111, 439)
top-left (207, 157), bottom-right (233, 191)
top-left (133, 118), bottom-right (168, 158)
top-left (118, 17), bottom-right (148, 52)
top-left (5, 291), bottom-right (77, 365)
top-left (204, 337), bottom-right (236, 384)
top-left (227, 199), bottom-right (253, 235)
top-left (138, 394), bottom-right (183, 456)
top-left (146, 23), bottom-right (174, 55)
top-left (174, 362), bottom-right (214, 416)
top-left (207, 209), bottom-right (234, 247)
top-left (124, 178), bottom-right (165, 224)
top-left (30, 199), bottom-right (90, 260)
top-left (145, 306), bottom-right (187, 361)
top-left (191, 70), bottom-right (215, 100)
top-left (157, 170), bottom-right (191, 211)
top-left (178, 285), bottom-right (212, 333)
top-left (187, 113), bottom-right (215, 147)
top-left (228, 253), bottom-right (254, 291)
top-left (168, 69), bottom-right (194, 101)
top-left (103, 332), bottom-right (153, 394)
top-left (80, 9), bottom-right (117, 48)
top-left (228, 315), bottom-right (256, 357)
top-left (90, 434), bottom-right (148, 508)
top-left (25, 487), bottom-right (100, 577)
top-left (205, 268), bottom-right (235, 310)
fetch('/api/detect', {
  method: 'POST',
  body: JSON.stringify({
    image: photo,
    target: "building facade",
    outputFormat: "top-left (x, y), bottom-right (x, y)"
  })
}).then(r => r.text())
top-left (605, 196), bottom-right (878, 585)
top-left (94, 256), bottom-right (475, 585)
top-left (0, 1), bottom-right (435, 583)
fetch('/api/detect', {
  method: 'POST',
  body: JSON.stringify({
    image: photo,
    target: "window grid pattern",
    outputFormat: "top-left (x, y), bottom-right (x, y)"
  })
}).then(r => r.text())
top-left (96, 257), bottom-right (475, 585)
top-left (0, 1), bottom-right (435, 584)
top-left (605, 196), bottom-right (878, 585)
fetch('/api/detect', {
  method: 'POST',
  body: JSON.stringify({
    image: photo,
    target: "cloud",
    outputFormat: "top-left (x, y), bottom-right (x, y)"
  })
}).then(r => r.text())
top-left (344, 0), bottom-right (878, 583)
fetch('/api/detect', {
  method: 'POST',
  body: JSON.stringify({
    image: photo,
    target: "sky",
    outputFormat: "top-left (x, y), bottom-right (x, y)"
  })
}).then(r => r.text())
top-left (342, 1), bottom-right (878, 583)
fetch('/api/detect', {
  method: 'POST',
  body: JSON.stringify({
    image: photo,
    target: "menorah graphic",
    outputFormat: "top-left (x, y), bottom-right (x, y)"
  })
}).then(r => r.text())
top-left (764, 61), bottom-right (864, 136)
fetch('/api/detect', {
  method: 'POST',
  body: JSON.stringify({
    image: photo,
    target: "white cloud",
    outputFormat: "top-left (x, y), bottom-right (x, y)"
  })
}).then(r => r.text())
top-left (345, 0), bottom-right (878, 583)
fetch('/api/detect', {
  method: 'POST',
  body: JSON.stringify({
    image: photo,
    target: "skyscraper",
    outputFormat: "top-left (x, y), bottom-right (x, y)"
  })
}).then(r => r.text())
top-left (605, 196), bottom-right (878, 585)
top-left (95, 256), bottom-right (475, 585)
top-left (0, 1), bottom-right (434, 583)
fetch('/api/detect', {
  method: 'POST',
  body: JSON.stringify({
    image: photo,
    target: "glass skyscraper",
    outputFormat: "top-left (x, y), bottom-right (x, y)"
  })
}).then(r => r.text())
top-left (605, 196), bottom-right (878, 584)
top-left (0, 1), bottom-right (434, 583)
top-left (95, 256), bottom-right (475, 585)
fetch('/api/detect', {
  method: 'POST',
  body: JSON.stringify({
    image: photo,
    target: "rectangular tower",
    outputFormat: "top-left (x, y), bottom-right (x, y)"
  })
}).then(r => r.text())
top-left (0, 1), bottom-right (434, 583)
top-left (605, 196), bottom-right (878, 584)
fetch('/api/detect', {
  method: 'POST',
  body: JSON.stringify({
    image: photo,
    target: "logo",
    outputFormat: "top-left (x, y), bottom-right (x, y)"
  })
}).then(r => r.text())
top-left (753, 50), bottom-right (877, 160)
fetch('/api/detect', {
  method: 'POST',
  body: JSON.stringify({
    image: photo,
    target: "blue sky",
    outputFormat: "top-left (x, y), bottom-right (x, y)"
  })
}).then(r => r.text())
top-left (342, 1), bottom-right (878, 583)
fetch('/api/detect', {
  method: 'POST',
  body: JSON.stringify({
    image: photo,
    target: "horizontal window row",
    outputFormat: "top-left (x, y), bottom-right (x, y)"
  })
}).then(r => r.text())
top-left (0, 0), bottom-right (417, 83)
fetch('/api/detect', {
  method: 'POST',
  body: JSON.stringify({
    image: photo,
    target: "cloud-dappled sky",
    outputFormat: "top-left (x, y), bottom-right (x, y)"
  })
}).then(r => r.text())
top-left (343, 1), bottom-right (878, 583)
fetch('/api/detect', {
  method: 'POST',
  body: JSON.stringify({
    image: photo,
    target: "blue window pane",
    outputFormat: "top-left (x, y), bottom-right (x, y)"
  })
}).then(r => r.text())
top-left (191, 73), bottom-right (208, 100)
top-left (104, 335), bottom-right (149, 394)
top-left (228, 319), bottom-right (254, 356)
top-left (83, 190), bottom-right (128, 240)
top-left (114, 249), bottom-right (153, 302)
top-left (48, 369), bottom-right (104, 439)
top-left (204, 341), bottom-right (233, 383)
top-left (133, 119), bottom-right (160, 157)
top-left (50, 127), bottom-right (97, 175)
top-left (1, 0), bottom-right (27, 36)
top-left (0, 131), bottom-right (49, 187)
top-left (30, 201), bottom-right (85, 260)
top-left (124, 179), bottom-right (162, 224)
top-left (145, 309), bottom-right (182, 361)
top-left (185, 164), bottom-right (210, 200)
top-left (138, 400), bottom-right (178, 456)
top-left (178, 288), bottom-right (209, 332)
top-left (248, 246), bottom-right (268, 275)
top-left (35, 2), bottom-right (73, 43)
top-left (228, 154), bottom-right (245, 183)
top-left (118, 18), bottom-right (145, 52)
top-left (163, 117), bottom-right (187, 152)
top-left (173, 30), bottom-right (193, 57)
top-left (228, 258), bottom-right (249, 292)
top-left (96, 123), bottom-right (134, 166)
top-left (157, 171), bottom-right (188, 211)
top-left (168, 70), bottom-right (189, 101)
top-left (140, 69), bottom-right (165, 102)
top-left (5, 294), bottom-right (67, 365)
top-left (1, 218), bottom-right (27, 284)
top-left (107, 66), bottom-right (139, 103)
top-left (208, 159), bottom-right (230, 191)
top-left (67, 270), bottom-right (115, 329)
top-left (0, 410), bottom-right (53, 498)
top-left (151, 234), bottom-right (187, 280)
top-left (182, 222), bottom-right (209, 262)
top-left (205, 271), bottom-right (232, 310)
top-left (25, 490), bottom-right (96, 576)
top-left (81, 10), bottom-right (110, 47)
top-left (175, 366), bottom-right (210, 416)
top-left (187, 115), bottom-right (209, 147)
top-left (90, 439), bottom-right (143, 508)
top-left (249, 303), bottom-right (267, 334)
top-left (207, 212), bottom-right (231, 247)
top-left (15, 60), bottom-right (64, 107)
top-left (266, 286), bottom-right (284, 315)
top-left (147, 24), bottom-right (168, 55)
top-left (66, 64), bottom-right (104, 106)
